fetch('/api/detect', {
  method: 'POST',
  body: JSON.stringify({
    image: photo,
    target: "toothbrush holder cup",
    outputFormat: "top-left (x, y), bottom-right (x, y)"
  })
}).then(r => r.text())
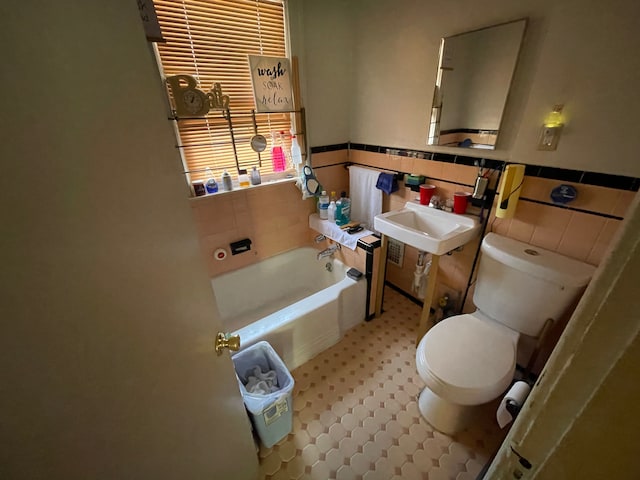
top-left (419, 184), bottom-right (437, 205)
top-left (453, 192), bottom-right (471, 214)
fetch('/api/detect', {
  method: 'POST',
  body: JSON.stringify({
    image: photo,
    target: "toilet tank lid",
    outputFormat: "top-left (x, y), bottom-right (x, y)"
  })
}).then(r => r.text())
top-left (481, 233), bottom-right (596, 288)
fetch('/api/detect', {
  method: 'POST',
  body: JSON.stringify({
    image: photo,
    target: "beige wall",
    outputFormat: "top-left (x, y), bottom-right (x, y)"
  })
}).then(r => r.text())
top-left (289, 0), bottom-right (353, 147)
top-left (295, 0), bottom-right (640, 176)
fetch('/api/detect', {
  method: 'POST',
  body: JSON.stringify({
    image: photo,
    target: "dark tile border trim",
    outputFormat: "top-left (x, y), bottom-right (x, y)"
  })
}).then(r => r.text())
top-left (440, 128), bottom-right (499, 135)
top-left (335, 142), bottom-right (640, 192)
top-left (357, 235), bottom-right (381, 252)
top-left (311, 162), bottom-right (349, 169)
top-left (310, 143), bottom-right (349, 154)
top-left (520, 197), bottom-right (624, 221)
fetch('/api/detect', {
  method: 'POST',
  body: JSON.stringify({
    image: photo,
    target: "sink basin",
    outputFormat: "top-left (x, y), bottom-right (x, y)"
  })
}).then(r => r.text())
top-left (374, 201), bottom-right (481, 255)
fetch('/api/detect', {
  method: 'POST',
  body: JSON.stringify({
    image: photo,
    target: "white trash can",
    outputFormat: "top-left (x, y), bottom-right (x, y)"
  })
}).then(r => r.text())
top-left (232, 341), bottom-right (294, 448)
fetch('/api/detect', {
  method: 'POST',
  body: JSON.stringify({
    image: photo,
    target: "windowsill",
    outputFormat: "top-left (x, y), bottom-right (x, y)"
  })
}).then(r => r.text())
top-left (188, 174), bottom-right (298, 203)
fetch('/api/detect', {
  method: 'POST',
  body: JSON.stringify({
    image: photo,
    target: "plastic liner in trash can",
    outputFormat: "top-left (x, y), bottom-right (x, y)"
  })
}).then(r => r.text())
top-left (232, 341), bottom-right (294, 448)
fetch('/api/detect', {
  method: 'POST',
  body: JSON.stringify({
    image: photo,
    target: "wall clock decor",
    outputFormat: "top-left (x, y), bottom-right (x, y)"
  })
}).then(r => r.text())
top-left (166, 75), bottom-right (210, 118)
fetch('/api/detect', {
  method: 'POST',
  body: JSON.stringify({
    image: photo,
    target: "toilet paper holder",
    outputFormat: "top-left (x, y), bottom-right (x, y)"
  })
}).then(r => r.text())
top-left (505, 398), bottom-right (523, 416)
top-left (497, 380), bottom-right (531, 429)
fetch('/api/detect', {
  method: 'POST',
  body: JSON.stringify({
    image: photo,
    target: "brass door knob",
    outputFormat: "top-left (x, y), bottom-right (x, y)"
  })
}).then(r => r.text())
top-left (215, 332), bottom-right (240, 355)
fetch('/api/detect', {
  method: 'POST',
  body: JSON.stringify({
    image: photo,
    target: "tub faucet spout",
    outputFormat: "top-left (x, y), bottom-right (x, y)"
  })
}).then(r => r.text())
top-left (317, 243), bottom-right (341, 260)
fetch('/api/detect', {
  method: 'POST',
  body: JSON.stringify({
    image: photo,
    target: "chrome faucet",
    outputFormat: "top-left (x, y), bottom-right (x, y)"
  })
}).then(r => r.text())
top-left (314, 234), bottom-right (326, 243)
top-left (317, 243), bottom-right (341, 260)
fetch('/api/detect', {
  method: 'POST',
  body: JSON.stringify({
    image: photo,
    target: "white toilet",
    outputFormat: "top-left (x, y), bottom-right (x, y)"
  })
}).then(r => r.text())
top-left (415, 232), bottom-right (596, 434)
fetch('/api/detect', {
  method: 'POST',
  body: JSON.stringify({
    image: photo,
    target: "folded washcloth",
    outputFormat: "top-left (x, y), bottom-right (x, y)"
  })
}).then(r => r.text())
top-left (376, 172), bottom-right (398, 194)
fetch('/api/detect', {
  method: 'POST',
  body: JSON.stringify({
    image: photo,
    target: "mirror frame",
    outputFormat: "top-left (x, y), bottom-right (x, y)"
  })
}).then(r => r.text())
top-left (427, 18), bottom-right (527, 151)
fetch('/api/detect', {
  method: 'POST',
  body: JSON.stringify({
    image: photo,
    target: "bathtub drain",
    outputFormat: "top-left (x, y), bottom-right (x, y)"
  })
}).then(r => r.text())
top-left (325, 262), bottom-right (333, 272)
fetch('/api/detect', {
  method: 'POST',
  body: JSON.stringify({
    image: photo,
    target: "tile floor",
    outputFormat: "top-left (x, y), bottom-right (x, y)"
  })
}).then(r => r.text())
top-left (258, 287), bottom-right (507, 480)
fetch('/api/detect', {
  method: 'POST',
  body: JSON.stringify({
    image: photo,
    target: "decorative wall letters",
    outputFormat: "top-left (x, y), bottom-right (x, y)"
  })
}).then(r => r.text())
top-left (165, 75), bottom-right (230, 117)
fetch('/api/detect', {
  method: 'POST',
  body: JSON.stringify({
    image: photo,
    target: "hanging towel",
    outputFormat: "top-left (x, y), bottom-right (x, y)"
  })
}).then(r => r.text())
top-left (349, 165), bottom-right (383, 232)
top-left (376, 172), bottom-right (398, 194)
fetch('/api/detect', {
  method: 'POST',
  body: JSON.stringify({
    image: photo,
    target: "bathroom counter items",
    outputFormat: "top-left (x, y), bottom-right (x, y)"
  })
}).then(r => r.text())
top-left (309, 214), bottom-right (373, 250)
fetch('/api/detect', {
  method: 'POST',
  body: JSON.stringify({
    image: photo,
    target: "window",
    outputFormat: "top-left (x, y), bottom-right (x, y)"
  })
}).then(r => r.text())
top-left (153, 0), bottom-right (292, 182)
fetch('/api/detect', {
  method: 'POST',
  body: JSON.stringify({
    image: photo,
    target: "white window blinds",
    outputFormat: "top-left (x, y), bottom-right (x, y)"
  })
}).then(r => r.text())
top-left (153, 0), bottom-right (291, 182)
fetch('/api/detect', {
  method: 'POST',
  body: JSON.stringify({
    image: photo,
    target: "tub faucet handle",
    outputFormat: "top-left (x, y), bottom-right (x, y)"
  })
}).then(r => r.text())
top-left (314, 234), bottom-right (326, 243)
top-left (317, 243), bottom-right (341, 260)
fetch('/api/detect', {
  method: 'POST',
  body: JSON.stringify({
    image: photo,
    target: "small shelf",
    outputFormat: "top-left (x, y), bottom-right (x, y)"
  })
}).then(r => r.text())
top-left (168, 109), bottom-right (305, 122)
top-left (309, 214), bottom-right (373, 251)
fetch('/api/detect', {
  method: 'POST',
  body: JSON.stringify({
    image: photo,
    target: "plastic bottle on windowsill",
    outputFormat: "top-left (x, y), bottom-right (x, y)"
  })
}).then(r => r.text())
top-left (290, 134), bottom-right (302, 167)
top-left (221, 170), bottom-right (233, 191)
top-left (238, 169), bottom-right (250, 188)
top-left (250, 166), bottom-right (261, 185)
top-left (205, 168), bottom-right (218, 194)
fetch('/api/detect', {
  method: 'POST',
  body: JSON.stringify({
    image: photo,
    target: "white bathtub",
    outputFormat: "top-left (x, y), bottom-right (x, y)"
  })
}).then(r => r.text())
top-left (211, 247), bottom-right (367, 370)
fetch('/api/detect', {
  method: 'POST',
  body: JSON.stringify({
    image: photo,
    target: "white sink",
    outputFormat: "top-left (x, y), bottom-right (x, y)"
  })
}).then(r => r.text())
top-left (374, 202), bottom-right (481, 255)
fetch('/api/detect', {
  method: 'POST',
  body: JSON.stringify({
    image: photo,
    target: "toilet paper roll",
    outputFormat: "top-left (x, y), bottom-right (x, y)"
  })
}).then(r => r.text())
top-left (496, 381), bottom-right (531, 428)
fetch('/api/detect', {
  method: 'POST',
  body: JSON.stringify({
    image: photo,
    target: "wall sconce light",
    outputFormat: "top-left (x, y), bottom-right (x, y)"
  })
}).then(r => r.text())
top-left (537, 104), bottom-right (564, 151)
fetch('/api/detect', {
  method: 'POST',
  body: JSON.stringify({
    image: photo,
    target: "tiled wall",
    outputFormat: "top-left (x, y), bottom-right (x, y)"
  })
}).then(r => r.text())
top-left (190, 180), bottom-right (316, 277)
top-left (310, 146), bottom-right (637, 315)
top-left (308, 147), bottom-right (350, 198)
top-left (190, 142), bottom-right (636, 333)
top-left (309, 145), bottom-right (637, 373)
top-left (494, 177), bottom-right (633, 265)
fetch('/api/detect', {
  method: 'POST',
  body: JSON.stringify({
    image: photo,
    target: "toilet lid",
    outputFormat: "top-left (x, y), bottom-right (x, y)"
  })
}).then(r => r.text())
top-left (418, 314), bottom-right (516, 400)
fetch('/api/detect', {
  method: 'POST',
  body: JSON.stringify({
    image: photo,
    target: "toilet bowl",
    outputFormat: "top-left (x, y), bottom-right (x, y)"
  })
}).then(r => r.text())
top-left (416, 313), bottom-right (518, 434)
top-left (413, 233), bottom-right (596, 435)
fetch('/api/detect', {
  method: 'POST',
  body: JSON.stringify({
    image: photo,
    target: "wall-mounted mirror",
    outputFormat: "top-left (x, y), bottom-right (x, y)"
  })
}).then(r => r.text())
top-left (427, 19), bottom-right (527, 150)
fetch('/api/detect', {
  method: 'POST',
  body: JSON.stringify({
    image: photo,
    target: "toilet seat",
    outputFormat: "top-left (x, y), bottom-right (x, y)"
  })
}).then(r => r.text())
top-left (416, 314), bottom-right (517, 406)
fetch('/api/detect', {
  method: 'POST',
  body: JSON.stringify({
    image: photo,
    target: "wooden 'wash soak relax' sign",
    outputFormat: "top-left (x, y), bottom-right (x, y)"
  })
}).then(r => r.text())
top-left (248, 55), bottom-right (294, 113)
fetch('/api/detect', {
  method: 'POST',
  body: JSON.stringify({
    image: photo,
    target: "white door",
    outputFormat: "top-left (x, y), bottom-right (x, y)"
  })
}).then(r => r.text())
top-left (0, 2), bottom-right (259, 478)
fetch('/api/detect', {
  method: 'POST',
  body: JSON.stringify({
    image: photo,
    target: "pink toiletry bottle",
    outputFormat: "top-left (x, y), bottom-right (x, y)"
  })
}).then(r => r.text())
top-left (271, 131), bottom-right (286, 172)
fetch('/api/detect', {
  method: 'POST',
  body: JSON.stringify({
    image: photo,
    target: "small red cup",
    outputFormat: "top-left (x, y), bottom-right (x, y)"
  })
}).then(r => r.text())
top-left (453, 192), bottom-right (471, 214)
top-left (419, 184), bottom-right (436, 205)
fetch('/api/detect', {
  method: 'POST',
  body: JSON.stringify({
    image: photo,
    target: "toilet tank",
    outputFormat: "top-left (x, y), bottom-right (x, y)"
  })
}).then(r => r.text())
top-left (474, 233), bottom-right (596, 337)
